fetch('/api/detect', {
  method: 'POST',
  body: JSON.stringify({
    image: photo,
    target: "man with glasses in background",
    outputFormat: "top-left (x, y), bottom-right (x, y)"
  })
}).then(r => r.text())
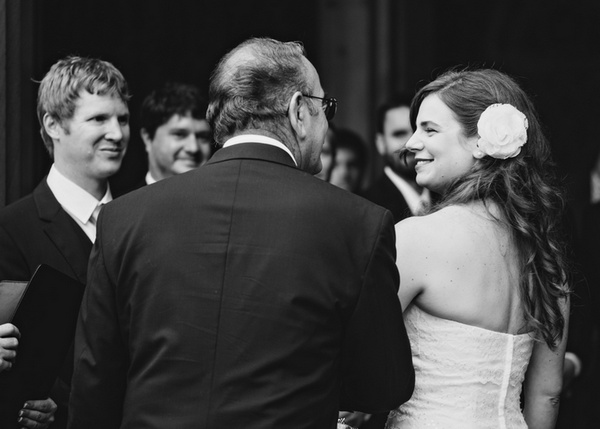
top-left (69, 37), bottom-right (414, 429)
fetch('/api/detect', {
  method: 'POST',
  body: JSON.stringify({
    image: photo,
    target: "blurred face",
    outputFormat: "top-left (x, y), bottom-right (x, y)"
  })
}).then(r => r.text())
top-left (377, 106), bottom-right (415, 178)
top-left (300, 57), bottom-right (329, 174)
top-left (315, 128), bottom-right (334, 180)
top-left (329, 147), bottom-right (362, 192)
top-left (143, 113), bottom-right (211, 181)
top-left (405, 94), bottom-right (477, 194)
top-left (52, 91), bottom-right (129, 186)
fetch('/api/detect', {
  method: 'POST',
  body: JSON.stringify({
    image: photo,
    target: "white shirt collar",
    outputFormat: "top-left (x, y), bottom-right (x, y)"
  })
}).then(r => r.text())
top-left (222, 134), bottom-right (297, 166)
top-left (145, 171), bottom-right (158, 185)
top-left (384, 166), bottom-right (430, 215)
top-left (47, 164), bottom-right (112, 225)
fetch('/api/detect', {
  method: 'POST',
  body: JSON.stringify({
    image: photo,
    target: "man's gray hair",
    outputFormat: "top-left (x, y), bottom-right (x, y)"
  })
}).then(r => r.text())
top-left (206, 38), bottom-right (313, 145)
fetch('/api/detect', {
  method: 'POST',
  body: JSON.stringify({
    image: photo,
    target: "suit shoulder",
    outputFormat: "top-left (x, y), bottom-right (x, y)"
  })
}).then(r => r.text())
top-left (315, 182), bottom-right (395, 234)
top-left (0, 193), bottom-right (36, 224)
top-left (311, 176), bottom-right (389, 213)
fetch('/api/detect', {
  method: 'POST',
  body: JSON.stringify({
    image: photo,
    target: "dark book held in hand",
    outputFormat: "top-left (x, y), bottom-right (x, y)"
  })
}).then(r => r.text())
top-left (0, 264), bottom-right (84, 428)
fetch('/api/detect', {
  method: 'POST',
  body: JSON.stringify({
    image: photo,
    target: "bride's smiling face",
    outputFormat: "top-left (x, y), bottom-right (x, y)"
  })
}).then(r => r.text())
top-left (405, 94), bottom-right (478, 194)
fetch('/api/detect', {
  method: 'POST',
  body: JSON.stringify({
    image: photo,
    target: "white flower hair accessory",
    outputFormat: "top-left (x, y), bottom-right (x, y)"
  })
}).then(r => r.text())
top-left (474, 103), bottom-right (528, 160)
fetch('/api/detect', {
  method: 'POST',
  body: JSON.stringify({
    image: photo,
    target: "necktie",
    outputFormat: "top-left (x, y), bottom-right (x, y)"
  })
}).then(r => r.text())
top-left (90, 203), bottom-right (104, 226)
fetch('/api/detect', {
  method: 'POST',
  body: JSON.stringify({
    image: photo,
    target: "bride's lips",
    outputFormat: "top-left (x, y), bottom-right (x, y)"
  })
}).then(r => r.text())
top-left (415, 158), bottom-right (433, 168)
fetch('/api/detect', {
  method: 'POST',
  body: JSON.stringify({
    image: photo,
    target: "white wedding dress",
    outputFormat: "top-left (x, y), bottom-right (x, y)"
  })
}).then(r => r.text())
top-left (386, 304), bottom-right (534, 429)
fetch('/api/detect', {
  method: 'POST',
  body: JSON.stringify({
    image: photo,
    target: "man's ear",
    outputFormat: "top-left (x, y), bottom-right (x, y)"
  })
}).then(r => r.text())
top-left (375, 133), bottom-right (386, 156)
top-left (42, 113), bottom-right (62, 140)
top-left (288, 91), bottom-right (308, 140)
top-left (140, 128), bottom-right (152, 154)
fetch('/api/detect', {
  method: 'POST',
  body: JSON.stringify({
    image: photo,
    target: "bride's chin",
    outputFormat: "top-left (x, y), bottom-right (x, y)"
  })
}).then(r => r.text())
top-left (415, 175), bottom-right (428, 188)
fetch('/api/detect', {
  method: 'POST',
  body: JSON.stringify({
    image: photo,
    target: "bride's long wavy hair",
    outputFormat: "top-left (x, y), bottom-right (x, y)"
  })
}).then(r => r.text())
top-left (410, 68), bottom-right (570, 349)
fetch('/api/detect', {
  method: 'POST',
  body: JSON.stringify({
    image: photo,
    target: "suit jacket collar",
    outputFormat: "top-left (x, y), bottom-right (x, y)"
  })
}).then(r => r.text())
top-left (207, 143), bottom-right (297, 169)
top-left (33, 179), bottom-right (92, 283)
top-left (34, 178), bottom-right (68, 221)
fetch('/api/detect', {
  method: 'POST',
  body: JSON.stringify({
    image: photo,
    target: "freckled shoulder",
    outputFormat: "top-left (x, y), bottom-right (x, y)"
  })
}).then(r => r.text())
top-left (394, 213), bottom-right (442, 269)
top-left (395, 215), bottom-right (435, 248)
top-left (394, 205), bottom-right (494, 311)
top-left (395, 205), bottom-right (483, 261)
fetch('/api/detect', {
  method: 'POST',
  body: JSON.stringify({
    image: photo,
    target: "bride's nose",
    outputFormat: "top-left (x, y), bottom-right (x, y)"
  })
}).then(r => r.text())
top-left (405, 133), bottom-right (423, 152)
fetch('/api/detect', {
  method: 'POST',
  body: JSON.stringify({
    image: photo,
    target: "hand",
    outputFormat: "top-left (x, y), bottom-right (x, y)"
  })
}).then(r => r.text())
top-left (0, 323), bottom-right (20, 372)
top-left (18, 398), bottom-right (57, 429)
top-left (339, 411), bottom-right (371, 427)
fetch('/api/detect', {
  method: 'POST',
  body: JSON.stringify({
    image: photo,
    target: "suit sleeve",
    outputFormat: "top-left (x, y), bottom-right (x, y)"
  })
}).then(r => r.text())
top-left (339, 209), bottom-right (415, 413)
top-left (68, 212), bottom-right (127, 429)
top-left (0, 223), bottom-right (32, 282)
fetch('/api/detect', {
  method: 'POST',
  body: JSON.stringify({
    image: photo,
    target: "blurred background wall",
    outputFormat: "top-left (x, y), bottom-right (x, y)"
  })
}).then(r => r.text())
top-left (2, 0), bottom-right (600, 232)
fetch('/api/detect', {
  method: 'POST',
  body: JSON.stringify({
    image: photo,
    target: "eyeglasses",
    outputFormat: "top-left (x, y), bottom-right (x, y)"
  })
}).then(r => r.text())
top-left (302, 94), bottom-right (337, 121)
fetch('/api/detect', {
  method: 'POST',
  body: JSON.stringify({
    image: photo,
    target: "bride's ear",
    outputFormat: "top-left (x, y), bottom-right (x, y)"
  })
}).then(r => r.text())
top-left (470, 137), bottom-right (485, 159)
top-left (473, 147), bottom-right (485, 159)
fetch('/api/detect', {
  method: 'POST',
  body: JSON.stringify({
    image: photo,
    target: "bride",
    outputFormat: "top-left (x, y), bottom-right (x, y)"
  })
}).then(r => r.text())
top-left (386, 69), bottom-right (570, 429)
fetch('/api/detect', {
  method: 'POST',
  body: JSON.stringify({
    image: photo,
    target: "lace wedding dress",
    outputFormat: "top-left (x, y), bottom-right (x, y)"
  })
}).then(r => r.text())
top-left (386, 305), bottom-right (534, 429)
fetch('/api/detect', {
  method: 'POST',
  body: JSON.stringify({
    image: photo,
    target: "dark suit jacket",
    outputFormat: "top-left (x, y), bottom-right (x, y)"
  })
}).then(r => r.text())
top-left (359, 173), bottom-right (411, 224)
top-left (0, 179), bottom-right (92, 284)
top-left (68, 142), bottom-right (414, 429)
top-left (0, 178), bottom-right (92, 429)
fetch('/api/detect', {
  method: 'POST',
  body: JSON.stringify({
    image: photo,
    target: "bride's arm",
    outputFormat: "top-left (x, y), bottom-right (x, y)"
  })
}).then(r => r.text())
top-left (522, 296), bottom-right (570, 429)
top-left (394, 218), bottom-right (428, 312)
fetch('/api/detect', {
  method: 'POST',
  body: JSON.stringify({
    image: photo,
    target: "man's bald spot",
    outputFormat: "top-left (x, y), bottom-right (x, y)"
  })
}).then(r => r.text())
top-left (219, 44), bottom-right (257, 82)
top-left (221, 41), bottom-right (309, 83)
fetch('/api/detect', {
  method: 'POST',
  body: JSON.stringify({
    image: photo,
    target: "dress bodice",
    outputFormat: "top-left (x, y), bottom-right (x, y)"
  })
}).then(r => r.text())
top-left (386, 305), bottom-right (534, 429)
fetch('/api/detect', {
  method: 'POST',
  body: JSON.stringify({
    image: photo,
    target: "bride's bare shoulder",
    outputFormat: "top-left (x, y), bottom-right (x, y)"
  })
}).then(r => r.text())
top-left (395, 205), bottom-right (485, 252)
top-left (396, 205), bottom-right (472, 234)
